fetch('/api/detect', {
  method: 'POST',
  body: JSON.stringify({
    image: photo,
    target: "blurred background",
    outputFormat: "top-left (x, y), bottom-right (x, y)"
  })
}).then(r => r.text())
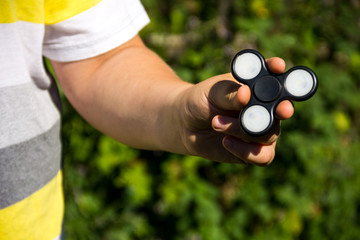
top-left (59, 0), bottom-right (360, 239)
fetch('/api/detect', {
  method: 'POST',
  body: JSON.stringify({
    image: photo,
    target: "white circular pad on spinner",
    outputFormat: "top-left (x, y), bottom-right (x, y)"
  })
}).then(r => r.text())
top-left (242, 105), bottom-right (270, 133)
top-left (234, 53), bottom-right (262, 80)
top-left (285, 69), bottom-right (314, 97)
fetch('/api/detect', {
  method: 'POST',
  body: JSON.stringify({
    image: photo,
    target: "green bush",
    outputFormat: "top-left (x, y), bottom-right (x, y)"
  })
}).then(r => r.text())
top-left (61, 0), bottom-right (360, 239)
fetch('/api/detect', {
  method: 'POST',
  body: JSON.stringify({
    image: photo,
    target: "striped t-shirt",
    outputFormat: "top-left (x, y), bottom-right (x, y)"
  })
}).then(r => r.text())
top-left (0, 0), bottom-right (149, 239)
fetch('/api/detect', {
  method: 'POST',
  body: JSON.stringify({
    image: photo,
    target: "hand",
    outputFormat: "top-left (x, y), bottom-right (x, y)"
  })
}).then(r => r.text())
top-left (176, 57), bottom-right (294, 166)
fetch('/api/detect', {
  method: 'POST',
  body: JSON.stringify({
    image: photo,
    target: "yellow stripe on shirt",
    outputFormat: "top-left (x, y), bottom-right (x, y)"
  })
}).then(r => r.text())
top-left (0, 171), bottom-right (64, 240)
top-left (0, 0), bottom-right (102, 24)
top-left (44, 0), bottom-right (102, 24)
top-left (0, 0), bottom-right (44, 23)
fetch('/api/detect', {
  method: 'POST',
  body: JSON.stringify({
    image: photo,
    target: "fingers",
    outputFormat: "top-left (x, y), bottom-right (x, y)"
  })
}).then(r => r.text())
top-left (189, 129), bottom-right (275, 166)
top-left (212, 115), bottom-right (280, 145)
top-left (223, 136), bottom-right (276, 166)
top-left (237, 84), bottom-right (251, 107)
top-left (275, 100), bottom-right (294, 120)
top-left (266, 57), bottom-right (286, 74)
top-left (205, 56), bottom-right (289, 166)
top-left (206, 73), bottom-right (251, 111)
top-left (265, 58), bottom-right (294, 120)
top-left (206, 56), bottom-right (288, 166)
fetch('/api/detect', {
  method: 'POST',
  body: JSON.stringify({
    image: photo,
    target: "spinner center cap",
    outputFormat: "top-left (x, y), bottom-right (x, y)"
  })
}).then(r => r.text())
top-left (254, 76), bottom-right (281, 102)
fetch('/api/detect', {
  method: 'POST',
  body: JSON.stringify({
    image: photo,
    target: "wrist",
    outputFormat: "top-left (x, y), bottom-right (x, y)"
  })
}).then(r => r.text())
top-left (156, 80), bottom-right (194, 155)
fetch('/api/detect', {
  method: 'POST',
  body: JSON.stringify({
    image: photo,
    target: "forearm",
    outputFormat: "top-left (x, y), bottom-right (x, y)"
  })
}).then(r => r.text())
top-left (52, 36), bottom-right (192, 153)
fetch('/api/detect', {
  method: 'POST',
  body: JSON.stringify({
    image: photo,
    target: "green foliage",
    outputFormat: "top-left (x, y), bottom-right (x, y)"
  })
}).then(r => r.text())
top-left (60, 0), bottom-right (360, 239)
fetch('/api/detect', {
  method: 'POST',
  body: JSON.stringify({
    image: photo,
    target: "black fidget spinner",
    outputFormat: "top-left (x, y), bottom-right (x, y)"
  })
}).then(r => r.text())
top-left (231, 49), bottom-right (318, 136)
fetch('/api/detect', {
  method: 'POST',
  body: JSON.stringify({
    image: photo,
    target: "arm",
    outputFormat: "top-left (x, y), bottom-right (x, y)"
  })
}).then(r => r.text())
top-left (51, 35), bottom-right (293, 165)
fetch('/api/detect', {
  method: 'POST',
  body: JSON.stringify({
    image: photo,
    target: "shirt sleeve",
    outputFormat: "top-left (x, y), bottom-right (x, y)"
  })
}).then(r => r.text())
top-left (42, 0), bottom-right (150, 62)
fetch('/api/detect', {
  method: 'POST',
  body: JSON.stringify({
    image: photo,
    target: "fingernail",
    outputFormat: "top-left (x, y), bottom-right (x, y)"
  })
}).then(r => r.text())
top-left (213, 116), bottom-right (225, 130)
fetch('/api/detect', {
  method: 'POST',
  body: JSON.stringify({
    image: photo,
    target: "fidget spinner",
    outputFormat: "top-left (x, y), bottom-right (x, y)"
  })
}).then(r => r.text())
top-left (231, 49), bottom-right (318, 136)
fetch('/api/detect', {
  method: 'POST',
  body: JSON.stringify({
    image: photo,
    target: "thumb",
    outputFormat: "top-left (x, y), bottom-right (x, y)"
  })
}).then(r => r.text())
top-left (207, 73), bottom-right (251, 111)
